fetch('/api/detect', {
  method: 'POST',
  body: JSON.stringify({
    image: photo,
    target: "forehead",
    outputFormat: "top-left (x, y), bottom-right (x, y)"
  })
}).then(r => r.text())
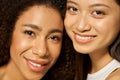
top-left (15, 5), bottom-right (63, 31)
top-left (20, 5), bottom-right (58, 16)
top-left (17, 5), bottom-right (61, 22)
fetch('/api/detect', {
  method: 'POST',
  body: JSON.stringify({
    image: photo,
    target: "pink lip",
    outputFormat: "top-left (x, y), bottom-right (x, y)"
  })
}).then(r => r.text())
top-left (73, 31), bottom-right (96, 44)
top-left (25, 58), bottom-right (49, 73)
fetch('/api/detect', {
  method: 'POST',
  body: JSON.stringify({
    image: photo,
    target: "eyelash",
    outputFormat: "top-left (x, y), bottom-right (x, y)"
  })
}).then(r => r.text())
top-left (91, 10), bottom-right (106, 18)
top-left (67, 6), bottom-right (78, 14)
top-left (67, 6), bottom-right (78, 11)
top-left (24, 30), bottom-right (35, 37)
top-left (48, 35), bottom-right (61, 41)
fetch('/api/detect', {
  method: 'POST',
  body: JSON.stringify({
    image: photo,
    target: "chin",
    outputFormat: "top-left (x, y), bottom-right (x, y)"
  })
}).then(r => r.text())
top-left (74, 46), bottom-right (90, 54)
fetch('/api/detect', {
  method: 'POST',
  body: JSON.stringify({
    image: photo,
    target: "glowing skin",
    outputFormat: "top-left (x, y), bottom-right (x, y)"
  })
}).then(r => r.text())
top-left (3, 5), bottom-right (63, 80)
top-left (65, 0), bottom-right (120, 72)
top-left (65, 0), bottom-right (120, 54)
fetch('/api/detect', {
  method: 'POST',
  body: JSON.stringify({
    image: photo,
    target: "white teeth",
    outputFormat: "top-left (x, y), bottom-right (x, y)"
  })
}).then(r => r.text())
top-left (29, 61), bottom-right (42, 67)
top-left (76, 35), bottom-right (92, 40)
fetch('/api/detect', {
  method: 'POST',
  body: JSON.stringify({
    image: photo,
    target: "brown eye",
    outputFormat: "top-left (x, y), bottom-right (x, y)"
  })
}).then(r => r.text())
top-left (24, 30), bottom-right (35, 36)
top-left (48, 35), bottom-right (61, 41)
top-left (93, 10), bottom-right (105, 15)
top-left (67, 6), bottom-right (78, 15)
top-left (92, 10), bottom-right (105, 18)
top-left (94, 11), bottom-right (104, 15)
top-left (68, 7), bottom-right (78, 12)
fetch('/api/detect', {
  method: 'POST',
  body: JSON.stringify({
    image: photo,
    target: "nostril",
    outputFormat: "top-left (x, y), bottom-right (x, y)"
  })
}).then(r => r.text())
top-left (32, 48), bottom-right (49, 59)
top-left (76, 24), bottom-right (91, 32)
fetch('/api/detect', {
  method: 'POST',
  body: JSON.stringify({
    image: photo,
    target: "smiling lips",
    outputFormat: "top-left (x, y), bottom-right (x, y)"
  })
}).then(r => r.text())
top-left (29, 60), bottom-right (42, 67)
top-left (74, 32), bottom-right (96, 44)
top-left (26, 58), bottom-right (49, 73)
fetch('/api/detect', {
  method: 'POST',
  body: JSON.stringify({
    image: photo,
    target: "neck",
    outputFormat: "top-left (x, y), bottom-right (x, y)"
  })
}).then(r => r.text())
top-left (0, 64), bottom-right (7, 79)
top-left (0, 60), bottom-right (25, 80)
top-left (89, 50), bottom-right (113, 73)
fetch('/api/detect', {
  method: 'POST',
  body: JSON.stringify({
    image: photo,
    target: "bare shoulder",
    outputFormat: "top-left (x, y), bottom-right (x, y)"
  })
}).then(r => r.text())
top-left (106, 68), bottom-right (120, 80)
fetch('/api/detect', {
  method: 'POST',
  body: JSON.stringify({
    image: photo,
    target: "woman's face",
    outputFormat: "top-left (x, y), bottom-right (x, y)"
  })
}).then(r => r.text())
top-left (65, 0), bottom-right (120, 54)
top-left (10, 5), bottom-right (63, 80)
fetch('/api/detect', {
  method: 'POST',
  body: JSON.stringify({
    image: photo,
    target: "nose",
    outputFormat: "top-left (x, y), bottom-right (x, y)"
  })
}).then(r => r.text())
top-left (76, 14), bottom-right (91, 32)
top-left (32, 39), bottom-right (49, 58)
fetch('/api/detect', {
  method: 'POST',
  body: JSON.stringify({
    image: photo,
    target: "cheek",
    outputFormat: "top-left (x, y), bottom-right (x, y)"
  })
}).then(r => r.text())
top-left (49, 44), bottom-right (62, 59)
top-left (10, 37), bottom-right (30, 56)
top-left (93, 19), bottom-right (120, 46)
top-left (95, 19), bottom-right (119, 35)
top-left (64, 15), bottom-right (78, 33)
top-left (64, 14), bottom-right (72, 29)
top-left (64, 16), bottom-right (73, 35)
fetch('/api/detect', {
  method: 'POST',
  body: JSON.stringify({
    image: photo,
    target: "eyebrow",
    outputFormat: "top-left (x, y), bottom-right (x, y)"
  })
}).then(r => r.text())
top-left (67, 0), bottom-right (110, 9)
top-left (67, 0), bottom-right (79, 6)
top-left (22, 24), bottom-right (63, 34)
top-left (22, 24), bottom-right (42, 31)
top-left (49, 29), bottom-right (63, 34)
top-left (89, 4), bottom-right (110, 8)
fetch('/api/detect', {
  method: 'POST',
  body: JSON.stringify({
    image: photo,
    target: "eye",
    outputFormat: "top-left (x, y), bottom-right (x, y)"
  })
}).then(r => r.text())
top-left (93, 10), bottom-right (105, 15)
top-left (92, 10), bottom-right (105, 18)
top-left (48, 35), bottom-right (62, 42)
top-left (67, 6), bottom-right (78, 12)
top-left (24, 30), bottom-right (35, 37)
top-left (67, 6), bottom-right (78, 15)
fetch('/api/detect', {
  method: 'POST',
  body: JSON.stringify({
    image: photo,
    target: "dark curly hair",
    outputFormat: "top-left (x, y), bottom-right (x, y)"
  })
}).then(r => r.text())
top-left (0, 0), bottom-right (66, 66)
